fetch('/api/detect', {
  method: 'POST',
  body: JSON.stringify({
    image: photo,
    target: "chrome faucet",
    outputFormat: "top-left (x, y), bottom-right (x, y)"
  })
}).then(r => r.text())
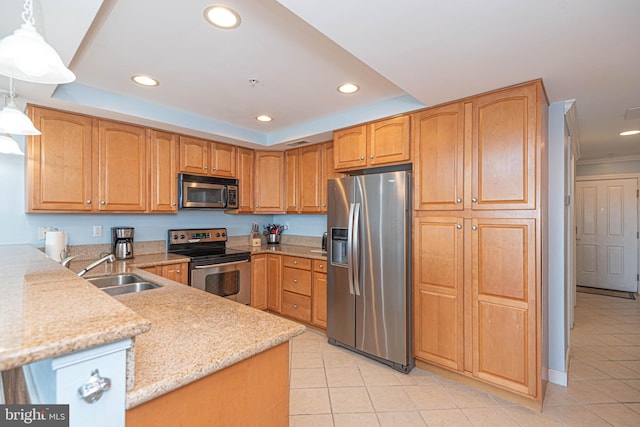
top-left (77, 254), bottom-right (116, 277)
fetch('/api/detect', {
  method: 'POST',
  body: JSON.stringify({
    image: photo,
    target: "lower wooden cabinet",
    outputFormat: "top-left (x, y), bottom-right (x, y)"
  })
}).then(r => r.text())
top-left (140, 262), bottom-right (188, 285)
top-left (311, 260), bottom-right (327, 329)
top-left (267, 254), bottom-right (282, 313)
top-left (251, 254), bottom-right (267, 310)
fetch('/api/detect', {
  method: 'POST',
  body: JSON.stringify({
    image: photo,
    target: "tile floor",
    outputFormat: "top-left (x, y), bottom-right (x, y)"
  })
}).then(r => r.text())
top-left (289, 291), bottom-right (640, 426)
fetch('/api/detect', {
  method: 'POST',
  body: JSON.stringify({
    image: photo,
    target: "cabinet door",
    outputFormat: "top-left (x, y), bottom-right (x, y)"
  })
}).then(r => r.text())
top-left (254, 151), bottom-right (285, 213)
top-left (299, 145), bottom-right (323, 213)
top-left (413, 103), bottom-right (464, 211)
top-left (471, 218), bottom-right (536, 396)
top-left (285, 149), bottom-right (299, 213)
top-left (149, 130), bottom-right (178, 213)
top-left (251, 254), bottom-right (268, 310)
top-left (178, 136), bottom-right (209, 175)
top-left (368, 115), bottom-right (411, 166)
top-left (321, 142), bottom-right (341, 213)
top-left (312, 272), bottom-right (327, 329)
top-left (236, 147), bottom-right (255, 212)
top-left (333, 125), bottom-right (367, 171)
top-left (161, 263), bottom-right (188, 285)
top-left (97, 120), bottom-right (147, 211)
top-left (267, 254), bottom-right (282, 313)
top-left (413, 216), bottom-right (464, 371)
top-left (471, 84), bottom-right (537, 210)
top-left (211, 143), bottom-right (236, 177)
top-left (27, 107), bottom-right (94, 212)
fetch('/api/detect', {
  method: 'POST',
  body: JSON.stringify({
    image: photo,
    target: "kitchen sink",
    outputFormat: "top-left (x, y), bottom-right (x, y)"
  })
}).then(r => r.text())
top-left (87, 274), bottom-right (163, 296)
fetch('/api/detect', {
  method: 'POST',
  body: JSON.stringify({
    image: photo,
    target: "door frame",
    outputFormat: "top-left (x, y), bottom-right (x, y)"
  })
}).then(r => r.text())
top-left (575, 173), bottom-right (640, 293)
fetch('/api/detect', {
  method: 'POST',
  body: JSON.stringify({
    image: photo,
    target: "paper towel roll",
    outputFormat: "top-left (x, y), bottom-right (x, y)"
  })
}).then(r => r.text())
top-left (45, 231), bottom-right (66, 262)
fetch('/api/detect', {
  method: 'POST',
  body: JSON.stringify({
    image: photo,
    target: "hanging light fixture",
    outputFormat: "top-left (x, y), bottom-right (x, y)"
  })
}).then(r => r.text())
top-left (0, 134), bottom-right (24, 155)
top-left (0, 0), bottom-right (75, 84)
top-left (0, 78), bottom-right (40, 135)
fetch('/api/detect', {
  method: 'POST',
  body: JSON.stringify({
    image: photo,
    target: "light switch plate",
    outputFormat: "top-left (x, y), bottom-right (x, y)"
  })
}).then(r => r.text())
top-left (38, 226), bottom-right (53, 240)
top-left (93, 225), bottom-right (102, 237)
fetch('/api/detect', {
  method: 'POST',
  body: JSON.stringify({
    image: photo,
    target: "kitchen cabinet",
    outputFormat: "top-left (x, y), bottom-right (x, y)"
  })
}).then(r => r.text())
top-left (285, 149), bottom-right (299, 213)
top-left (412, 80), bottom-right (547, 404)
top-left (178, 136), bottom-right (236, 178)
top-left (96, 120), bottom-right (148, 212)
top-left (312, 260), bottom-right (327, 329)
top-left (148, 130), bottom-right (178, 213)
top-left (321, 142), bottom-right (341, 213)
top-left (254, 151), bottom-right (285, 213)
top-left (140, 262), bottom-right (188, 285)
top-left (285, 144), bottom-right (324, 213)
top-left (236, 147), bottom-right (255, 213)
top-left (333, 115), bottom-right (410, 171)
top-left (27, 106), bottom-right (94, 212)
top-left (281, 256), bottom-right (312, 323)
top-left (251, 254), bottom-right (268, 310)
top-left (267, 254), bottom-right (282, 313)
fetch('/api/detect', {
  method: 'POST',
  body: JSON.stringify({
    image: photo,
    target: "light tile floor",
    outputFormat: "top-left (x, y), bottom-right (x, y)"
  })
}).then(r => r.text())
top-left (289, 292), bottom-right (640, 426)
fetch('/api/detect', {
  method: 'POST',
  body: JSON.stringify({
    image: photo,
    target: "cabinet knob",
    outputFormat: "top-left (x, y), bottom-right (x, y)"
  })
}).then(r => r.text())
top-left (471, 197), bottom-right (478, 203)
top-left (472, 225), bottom-right (478, 231)
top-left (456, 198), bottom-right (462, 204)
top-left (204, 166), bottom-right (208, 170)
top-left (78, 369), bottom-right (111, 404)
top-left (293, 261), bottom-right (298, 265)
top-left (293, 279), bottom-right (298, 283)
top-left (293, 304), bottom-right (298, 309)
top-left (176, 269), bottom-right (181, 274)
top-left (86, 200), bottom-right (91, 204)
top-left (172, 202), bottom-right (177, 206)
top-left (456, 224), bottom-right (462, 229)
top-left (322, 204), bottom-right (326, 207)
top-left (256, 205), bottom-right (260, 208)
top-left (213, 167), bottom-right (217, 171)
top-left (370, 155), bottom-right (374, 159)
top-left (100, 200), bottom-right (105, 205)
top-left (316, 205), bottom-right (319, 208)
top-left (360, 156), bottom-right (365, 161)
top-left (319, 264), bottom-right (324, 268)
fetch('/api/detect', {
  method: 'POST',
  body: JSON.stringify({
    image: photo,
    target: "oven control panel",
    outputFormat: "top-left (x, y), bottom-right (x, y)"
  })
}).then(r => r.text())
top-left (168, 228), bottom-right (227, 244)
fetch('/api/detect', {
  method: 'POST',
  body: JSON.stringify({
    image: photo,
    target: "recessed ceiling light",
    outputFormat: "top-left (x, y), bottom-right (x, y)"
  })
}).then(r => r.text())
top-left (131, 75), bottom-right (159, 87)
top-left (338, 83), bottom-right (359, 94)
top-left (256, 115), bottom-right (272, 122)
top-left (204, 5), bottom-right (241, 29)
top-left (620, 130), bottom-right (640, 136)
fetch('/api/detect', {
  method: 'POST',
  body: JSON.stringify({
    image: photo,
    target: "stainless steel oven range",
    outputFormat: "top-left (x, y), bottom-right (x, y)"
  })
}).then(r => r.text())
top-left (167, 228), bottom-right (251, 305)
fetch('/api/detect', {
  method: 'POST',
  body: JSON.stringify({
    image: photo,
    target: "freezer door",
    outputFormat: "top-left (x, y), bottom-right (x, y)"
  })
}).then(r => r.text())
top-left (354, 171), bottom-right (409, 366)
top-left (327, 177), bottom-right (355, 346)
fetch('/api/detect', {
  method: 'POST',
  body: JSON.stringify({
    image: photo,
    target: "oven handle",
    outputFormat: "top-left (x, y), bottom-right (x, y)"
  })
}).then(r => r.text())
top-left (193, 259), bottom-right (250, 269)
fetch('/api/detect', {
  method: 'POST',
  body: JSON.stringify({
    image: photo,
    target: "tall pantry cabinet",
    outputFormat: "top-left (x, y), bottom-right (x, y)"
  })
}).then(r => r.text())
top-left (412, 80), bottom-right (548, 406)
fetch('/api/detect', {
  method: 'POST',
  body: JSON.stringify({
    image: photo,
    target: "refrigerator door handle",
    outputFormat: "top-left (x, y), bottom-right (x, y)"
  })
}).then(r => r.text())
top-left (346, 202), bottom-right (355, 295)
top-left (353, 202), bottom-right (361, 296)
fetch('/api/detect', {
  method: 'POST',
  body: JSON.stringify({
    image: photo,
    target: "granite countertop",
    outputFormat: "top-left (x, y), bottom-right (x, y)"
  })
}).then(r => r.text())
top-left (229, 243), bottom-right (327, 260)
top-left (114, 269), bottom-right (306, 409)
top-left (66, 252), bottom-right (190, 277)
top-left (0, 245), bottom-right (151, 371)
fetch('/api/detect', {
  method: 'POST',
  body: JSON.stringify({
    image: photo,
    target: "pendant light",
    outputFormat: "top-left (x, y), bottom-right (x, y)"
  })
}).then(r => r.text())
top-left (0, 0), bottom-right (75, 84)
top-left (0, 78), bottom-right (40, 135)
top-left (0, 134), bottom-right (24, 155)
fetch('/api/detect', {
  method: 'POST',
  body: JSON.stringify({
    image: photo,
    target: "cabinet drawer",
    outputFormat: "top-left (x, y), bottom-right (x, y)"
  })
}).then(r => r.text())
top-left (282, 291), bottom-right (311, 323)
top-left (282, 267), bottom-right (312, 296)
top-left (283, 256), bottom-right (311, 270)
top-left (313, 260), bottom-right (327, 273)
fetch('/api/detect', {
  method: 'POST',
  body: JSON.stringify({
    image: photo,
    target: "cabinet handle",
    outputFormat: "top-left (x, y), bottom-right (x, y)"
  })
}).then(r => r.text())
top-left (100, 200), bottom-right (105, 205)
top-left (456, 198), bottom-right (462, 204)
top-left (86, 200), bottom-right (91, 204)
top-left (322, 203), bottom-right (326, 207)
top-left (316, 205), bottom-right (319, 208)
top-left (471, 197), bottom-right (478, 203)
top-left (293, 304), bottom-right (298, 309)
top-left (293, 279), bottom-right (298, 283)
top-left (256, 205), bottom-right (260, 208)
top-left (370, 155), bottom-right (374, 159)
top-left (204, 166), bottom-right (208, 170)
top-left (319, 264), bottom-right (324, 268)
top-left (78, 369), bottom-right (111, 404)
top-left (472, 225), bottom-right (478, 231)
top-left (360, 156), bottom-right (365, 161)
top-left (176, 269), bottom-right (181, 274)
top-left (456, 224), bottom-right (462, 229)
top-left (293, 261), bottom-right (298, 265)
top-left (172, 202), bottom-right (177, 206)
top-left (213, 167), bottom-right (217, 171)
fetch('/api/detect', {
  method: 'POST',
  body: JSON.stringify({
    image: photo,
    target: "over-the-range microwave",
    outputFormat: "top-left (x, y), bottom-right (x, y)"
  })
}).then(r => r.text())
top-left (178, 173), bottom-right (239, 209)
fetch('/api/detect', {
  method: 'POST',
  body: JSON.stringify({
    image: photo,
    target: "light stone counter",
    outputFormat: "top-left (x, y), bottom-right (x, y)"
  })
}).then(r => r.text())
top-left (0, 245), bottom-right (151, 371)
top-left (113, 270), bottom-right (306, 409)
top-left (229, 243), bottom-right (328, 260)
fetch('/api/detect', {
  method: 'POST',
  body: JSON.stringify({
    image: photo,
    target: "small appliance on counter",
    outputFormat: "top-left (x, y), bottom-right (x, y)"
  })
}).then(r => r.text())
top-left (249, 223), bottom-right (261, 247)
top-left (263, 224), bottom-right (283, 244)
top-left (112, 226), bottom-right (134, 260)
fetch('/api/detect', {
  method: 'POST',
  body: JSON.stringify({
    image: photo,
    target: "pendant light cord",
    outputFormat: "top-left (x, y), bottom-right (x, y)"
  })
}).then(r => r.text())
top-left (21, 0), bottom-right (35, 26)
top-left (8, 78), bottom-right (16, 104)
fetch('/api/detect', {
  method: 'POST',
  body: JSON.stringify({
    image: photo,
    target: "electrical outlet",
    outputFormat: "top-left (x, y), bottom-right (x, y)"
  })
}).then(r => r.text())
top-left (38, 226), bottom-right (53, 240)
top-left (283, 223), bottom-right (289, 230)
top-left (93, 225), bottom-right (102, 237)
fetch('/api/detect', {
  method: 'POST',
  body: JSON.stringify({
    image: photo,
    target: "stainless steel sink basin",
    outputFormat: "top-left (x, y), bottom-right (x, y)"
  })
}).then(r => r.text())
top-left (87, 274), bottom-right (163, 295)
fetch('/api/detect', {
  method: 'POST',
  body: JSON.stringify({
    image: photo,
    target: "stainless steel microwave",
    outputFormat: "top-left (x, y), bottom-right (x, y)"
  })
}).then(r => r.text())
top-left (178, 173), bottom-right (239, 209)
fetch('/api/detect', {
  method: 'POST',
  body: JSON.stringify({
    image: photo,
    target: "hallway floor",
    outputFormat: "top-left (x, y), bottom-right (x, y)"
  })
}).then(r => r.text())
top-left (289, 292), bottom-right (640, 426)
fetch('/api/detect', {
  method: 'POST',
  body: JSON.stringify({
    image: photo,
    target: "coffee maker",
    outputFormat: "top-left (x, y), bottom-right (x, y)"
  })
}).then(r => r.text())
top-left (112, 227), bottom-right (134, 260)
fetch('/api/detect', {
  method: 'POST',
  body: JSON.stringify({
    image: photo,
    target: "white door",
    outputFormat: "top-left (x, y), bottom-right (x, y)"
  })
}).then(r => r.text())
top-left (576, 178), bottom-right (638, 292)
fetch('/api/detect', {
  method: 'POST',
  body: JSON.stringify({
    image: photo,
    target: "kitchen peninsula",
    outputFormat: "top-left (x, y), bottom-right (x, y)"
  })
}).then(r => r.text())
top-left (0, 245), bottom-right (305, 427)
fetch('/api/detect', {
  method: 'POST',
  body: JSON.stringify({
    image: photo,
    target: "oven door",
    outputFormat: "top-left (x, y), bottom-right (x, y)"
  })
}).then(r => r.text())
top-left (190, 259), bottom-right (251, 305)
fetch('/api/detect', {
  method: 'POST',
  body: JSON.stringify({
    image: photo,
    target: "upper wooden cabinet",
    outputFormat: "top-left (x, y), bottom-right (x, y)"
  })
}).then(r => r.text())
top-left (321, 142), bottom-right (341, 212)
top-left (413, 83), bottom-right (539, 211)
top-left (285, 149), bottom-right (299, 213)
top-left (285, 144), bottom-right (325, 214)
top-left (96, 120), bottom-right (148, 212)
top-left (254, 151), bottom-right (285, 213)
top-left (27, 107), bottom-right (94, 212)
top-left (236, 147), bottom-right (255, 213)
top-left (333, 115), bottom-right (410, 171)
top-left (148, 130), bottom-right (178, 213)
top-left (178, 136), bottom-right (236, 177)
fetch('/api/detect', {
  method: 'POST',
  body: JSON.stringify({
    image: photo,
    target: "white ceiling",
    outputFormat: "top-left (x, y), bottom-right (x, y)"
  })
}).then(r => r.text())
top-left (1, 0), bottom-right (639, 158)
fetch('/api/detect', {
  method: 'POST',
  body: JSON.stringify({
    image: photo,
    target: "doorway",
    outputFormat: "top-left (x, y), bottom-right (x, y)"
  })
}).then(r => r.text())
top-left (576, 177), bottom-right (638, 292)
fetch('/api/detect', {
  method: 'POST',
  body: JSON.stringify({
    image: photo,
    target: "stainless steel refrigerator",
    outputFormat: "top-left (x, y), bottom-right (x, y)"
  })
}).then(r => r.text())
top-left (327, 170), bottom-right (413, 373)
